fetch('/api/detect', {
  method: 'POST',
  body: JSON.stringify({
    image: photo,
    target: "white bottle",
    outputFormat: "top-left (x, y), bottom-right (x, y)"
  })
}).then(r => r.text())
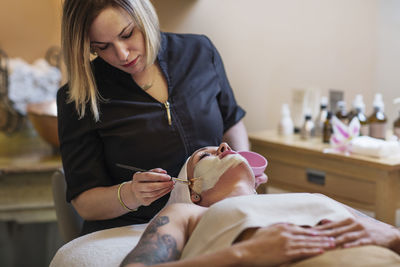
top-left (278, 104), bottom-right (294, 136)
top-left (314, 96), bottom-right (328, 137)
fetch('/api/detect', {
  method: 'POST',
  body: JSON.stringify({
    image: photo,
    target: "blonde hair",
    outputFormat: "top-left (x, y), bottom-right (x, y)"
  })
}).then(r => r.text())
top-left (61, 0), bottom-right (160, 121)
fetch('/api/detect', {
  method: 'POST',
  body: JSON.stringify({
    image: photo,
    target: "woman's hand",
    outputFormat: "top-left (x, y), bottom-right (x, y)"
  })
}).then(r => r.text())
top-left (315, 217), bottom-right (400, 254)
top-left (129, 168), bottom-right (174, 207)
top-left (236, 223), bottom-right (335, 266)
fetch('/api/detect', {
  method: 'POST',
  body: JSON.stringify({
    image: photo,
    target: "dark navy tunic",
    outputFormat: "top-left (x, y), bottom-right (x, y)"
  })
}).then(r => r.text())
top-left (57, 32), bottom-right (245, 235)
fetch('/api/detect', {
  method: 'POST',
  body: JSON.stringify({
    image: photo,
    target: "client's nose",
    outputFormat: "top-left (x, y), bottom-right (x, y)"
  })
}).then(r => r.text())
top-left (217, 142), bottom-right (231, 154)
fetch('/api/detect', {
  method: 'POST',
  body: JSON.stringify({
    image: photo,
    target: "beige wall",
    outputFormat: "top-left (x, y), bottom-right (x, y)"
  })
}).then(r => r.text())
top-left (1, 0), bottom-right (399, 133)
top-left (0, 0), bottom-right (62, 63)
top-left (376, 0), bottom-right (400, 133)
top-left (154, 0), bottom-right (376, 132)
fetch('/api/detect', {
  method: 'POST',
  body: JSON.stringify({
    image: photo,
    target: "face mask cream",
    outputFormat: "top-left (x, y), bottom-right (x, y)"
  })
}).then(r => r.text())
top-left (192, 153), bottom-right (247, 194)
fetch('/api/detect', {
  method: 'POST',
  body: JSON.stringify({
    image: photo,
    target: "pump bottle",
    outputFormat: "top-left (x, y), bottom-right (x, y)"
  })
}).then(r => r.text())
top-left (348, 94), bottom-right (368, 136)
top-left (314, 97), bottom-right (328, 137)
top-left (335, 101), bottom-right (349, 125)
top-left (368, 93), bottom-right (387, 139)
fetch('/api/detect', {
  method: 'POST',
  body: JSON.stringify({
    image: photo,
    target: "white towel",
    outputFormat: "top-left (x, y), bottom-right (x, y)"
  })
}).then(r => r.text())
top-left (50, 224), bottom-right (147, 267)
top-left (351, 136), bottom-right (400, 158)
top-left (181, 193), bottom-right (354, 259)
top-left (166, 157), bottom-right (192, 205)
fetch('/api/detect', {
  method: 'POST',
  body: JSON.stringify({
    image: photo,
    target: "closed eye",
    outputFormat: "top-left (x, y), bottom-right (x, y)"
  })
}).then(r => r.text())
top-left (97, 44), bottom-right (109, 51)
top-left (199, 153), bottom-right (211, 161)
top-left (122, 29), bottom-right (133, 39)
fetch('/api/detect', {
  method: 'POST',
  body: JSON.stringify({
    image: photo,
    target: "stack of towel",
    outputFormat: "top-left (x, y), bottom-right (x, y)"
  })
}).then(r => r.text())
top-left (351, 136), bottom-right (400, 158)
top-left (8, 58), bottom-right (61, 115)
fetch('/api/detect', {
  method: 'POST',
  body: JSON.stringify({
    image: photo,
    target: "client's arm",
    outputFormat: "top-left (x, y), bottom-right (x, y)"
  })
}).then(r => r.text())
top-left (120, 203), bottom-right (205, 266)
top-left (121, 206), bottom-right (335, 267)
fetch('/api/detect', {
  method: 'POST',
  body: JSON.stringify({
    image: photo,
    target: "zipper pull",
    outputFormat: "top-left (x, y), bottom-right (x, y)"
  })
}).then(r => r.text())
top-left (164, 101), bottom-right (172, 126)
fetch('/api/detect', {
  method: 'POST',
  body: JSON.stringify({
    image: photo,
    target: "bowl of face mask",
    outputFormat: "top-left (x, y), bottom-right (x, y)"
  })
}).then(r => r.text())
top-left (237, 151), bottom-right (268, 176)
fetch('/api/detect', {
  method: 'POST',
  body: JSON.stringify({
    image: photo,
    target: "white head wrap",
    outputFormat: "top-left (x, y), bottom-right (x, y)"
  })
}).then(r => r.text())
top-left (166, 157), bottom-right (192, 205)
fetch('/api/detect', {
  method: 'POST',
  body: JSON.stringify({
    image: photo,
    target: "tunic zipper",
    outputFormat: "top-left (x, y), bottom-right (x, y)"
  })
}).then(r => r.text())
top-left (164, 101), bottom-right (172, 126)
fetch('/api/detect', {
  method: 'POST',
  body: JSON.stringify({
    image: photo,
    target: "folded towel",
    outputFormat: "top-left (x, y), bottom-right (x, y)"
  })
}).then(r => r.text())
top-left (350, 136), bottom-right (400, 158)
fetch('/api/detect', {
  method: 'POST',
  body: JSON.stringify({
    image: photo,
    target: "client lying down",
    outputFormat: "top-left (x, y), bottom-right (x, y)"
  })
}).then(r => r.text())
top-left (121, 143), bottom-right (400, 267)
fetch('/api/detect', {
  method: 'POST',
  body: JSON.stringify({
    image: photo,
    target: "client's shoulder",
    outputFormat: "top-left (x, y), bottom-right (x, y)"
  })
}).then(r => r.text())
top-left (161, 203), bottom-right (207, 219)
top-left (166, 203), bottom-right (206, 214)
top-left (160, 203), bottom-right (207, 233)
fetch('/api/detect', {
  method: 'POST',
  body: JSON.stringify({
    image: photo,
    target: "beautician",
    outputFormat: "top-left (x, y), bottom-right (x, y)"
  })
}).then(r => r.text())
top-left (57, 0), bottom-right (255, 235)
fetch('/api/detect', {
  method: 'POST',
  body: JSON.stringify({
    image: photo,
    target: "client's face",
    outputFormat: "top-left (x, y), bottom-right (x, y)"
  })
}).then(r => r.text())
top-left (186, 143), bottom-right (255, 207)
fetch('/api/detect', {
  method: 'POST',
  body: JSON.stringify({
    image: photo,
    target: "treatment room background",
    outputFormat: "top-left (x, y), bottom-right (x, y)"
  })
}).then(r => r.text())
top-left (1, 0), bottom-right (400, 130)
top-left (0, 0), bottom-right (400, 266)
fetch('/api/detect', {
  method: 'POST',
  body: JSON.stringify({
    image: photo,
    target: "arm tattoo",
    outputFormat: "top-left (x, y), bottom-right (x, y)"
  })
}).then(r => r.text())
top-left (121, 216), bottom-right (181, 266)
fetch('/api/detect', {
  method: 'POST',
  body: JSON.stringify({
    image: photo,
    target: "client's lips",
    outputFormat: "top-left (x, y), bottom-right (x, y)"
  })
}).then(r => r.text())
top-left (219, 150), bottom-right (237, 159)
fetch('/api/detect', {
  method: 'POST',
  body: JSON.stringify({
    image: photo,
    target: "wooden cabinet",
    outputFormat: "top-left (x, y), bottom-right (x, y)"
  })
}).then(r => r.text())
top-left (0, 127), bottom-right (61, 223)
top-left (249, 130), bottom-right (400, 225)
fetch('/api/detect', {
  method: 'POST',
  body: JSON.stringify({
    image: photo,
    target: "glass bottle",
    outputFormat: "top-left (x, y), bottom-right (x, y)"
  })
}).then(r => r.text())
top-left (314, 97), bottom-right (328, 137)
top-left (323, 111), bottom-right (333, 143)
top-left (368, 93), bottom-right (387, 139)
top-left (394, 111), bottom-right (400, 139)
top-left (394, 98), bottom-right (400, 139)
top-left (300, 114), bottom-right (315, 140)
top-left (335, 101), bottom-right (349, 125)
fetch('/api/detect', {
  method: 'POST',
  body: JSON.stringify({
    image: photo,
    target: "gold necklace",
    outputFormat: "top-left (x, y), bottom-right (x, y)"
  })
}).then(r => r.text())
top-left (141, 83), bottom-right (153, 91)
top-left (140, 66), bottom-right (157, 91)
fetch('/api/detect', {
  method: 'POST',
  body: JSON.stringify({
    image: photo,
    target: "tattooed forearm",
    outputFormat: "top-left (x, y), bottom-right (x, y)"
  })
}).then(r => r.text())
top-left (121, 216), bottom-right (181, 266)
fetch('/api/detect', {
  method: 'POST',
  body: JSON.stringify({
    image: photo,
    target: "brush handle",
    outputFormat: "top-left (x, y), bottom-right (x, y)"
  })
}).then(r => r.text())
top-left (172, 178), bottom-right (190, 185)
top-left (116, 163), bottom-right (190, 184)
top-left (116, 163), bottom-right (147, 172)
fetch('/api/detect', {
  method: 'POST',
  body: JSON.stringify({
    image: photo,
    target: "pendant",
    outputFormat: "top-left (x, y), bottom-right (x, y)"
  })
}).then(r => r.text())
top-left (141, 84), bottom-right (153, 91)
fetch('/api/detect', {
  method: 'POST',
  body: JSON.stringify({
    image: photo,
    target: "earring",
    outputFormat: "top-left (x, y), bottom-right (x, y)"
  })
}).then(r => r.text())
top-left (193, 194), bottom-right (201, 201)
top-left (91, 50), bottom-right (98, 56)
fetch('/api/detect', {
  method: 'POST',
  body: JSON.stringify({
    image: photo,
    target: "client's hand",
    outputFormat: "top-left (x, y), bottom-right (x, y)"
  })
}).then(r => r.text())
top-left (130, 168), bottom-right (174, 206)
top-left (315, 217), bottom-right (400, 254)
top-left (236, 223), bottom-right (335, 267)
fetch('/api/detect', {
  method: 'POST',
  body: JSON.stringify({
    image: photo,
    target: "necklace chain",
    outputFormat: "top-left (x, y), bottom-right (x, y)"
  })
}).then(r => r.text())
top-left (140, 65), bottom-right (157, 91)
